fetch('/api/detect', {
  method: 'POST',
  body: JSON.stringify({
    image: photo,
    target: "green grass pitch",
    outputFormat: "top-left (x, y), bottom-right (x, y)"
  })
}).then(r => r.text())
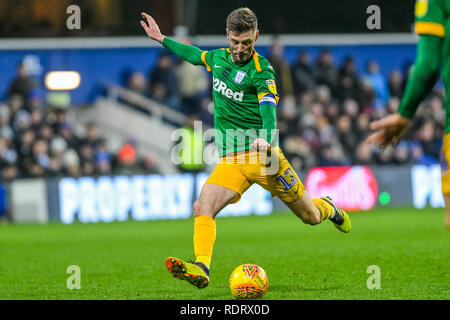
top-left (0, 207), bottom-right (449, 300)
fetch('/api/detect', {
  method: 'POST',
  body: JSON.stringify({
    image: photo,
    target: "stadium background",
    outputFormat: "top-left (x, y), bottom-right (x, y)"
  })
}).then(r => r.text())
top-left (0, 0), bottom-right (448, 301)
top-left (0, 0), bottom-right (443, 222)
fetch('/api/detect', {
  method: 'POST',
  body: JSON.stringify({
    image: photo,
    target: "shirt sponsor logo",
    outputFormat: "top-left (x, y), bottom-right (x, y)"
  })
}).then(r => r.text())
top-left (234, 70), bottom-right (247, 84)
top-left (213, 77), bottom-right (244, 102)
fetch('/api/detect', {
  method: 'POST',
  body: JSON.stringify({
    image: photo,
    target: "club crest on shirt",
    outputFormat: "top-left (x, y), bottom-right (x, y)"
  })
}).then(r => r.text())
top-left (265, 79), bottom-right (277, 95)
top-left (234, 70), bottom-right (247, 84)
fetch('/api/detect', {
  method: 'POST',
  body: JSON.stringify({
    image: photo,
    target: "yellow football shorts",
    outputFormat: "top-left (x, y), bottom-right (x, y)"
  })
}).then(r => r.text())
top-left (441, 133), bottom-right (450, 195)
top-left (205, 146), bottom-right (305, 203)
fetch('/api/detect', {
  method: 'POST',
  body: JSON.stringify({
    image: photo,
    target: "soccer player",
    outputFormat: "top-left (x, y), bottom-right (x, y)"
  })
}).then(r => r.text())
top-left (140, 7), bottom-right (351, 289)
top-left (366, 0), bottom-right (450, 233)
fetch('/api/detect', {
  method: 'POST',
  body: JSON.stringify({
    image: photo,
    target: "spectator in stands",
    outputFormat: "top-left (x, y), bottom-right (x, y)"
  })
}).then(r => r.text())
top-left (81, 122), bottom-right (101, 149)
top-left (318, 143), bottom-right (347, 166)
top-left (59, 122), bottom-right (79, 149)
top-left (313, 48), bottom-right (339, 97)
top-left (150, 52), bottom-right (181, 110)
top-left (62, 149), bottom-right (81, 177)
top-left (38, 124), bottom-right (53, 142)
top-left (127, 71), bottom-right (149, 96)
top-left (292, 51), bottom-right (315, 96)
top-left (1, 165), bottom-right (18, 181)
top-left (198, 97), bottom-right (214, 128)
top-left (114, 142), bottom-right (141, 176)
top-left (355, 113), bottom-right (371, 138)
top-left (358, 79), bottom-right (377, 113)
top-left (7, 62), bottom-right (37, 106)
top-left (427, 94), bottom-right (445, 124)
top-left (268, 38), bottom-right (294, 101)
top-left (94, 139), bottom-right (112, 175)
top-left (0, 104), bottom-right (13, 142)
top-left (175, 41), bottom-right (209, 115)
top-left (388, 69), bottom-right (405, 99)
top-left (353, 142), bottom-right (373, 165)
top-left (374, 147), bottom-right (394, 165)
top-left (139, 154), bottom-right (161, 175)
top-left (78, 142), bottom-right (96, 176)
top-left (16, 129), bottom-right (35, 170)
top-left (47, 136), bottom-right (67, 177)
top-left (335, 114), bottom-right (359, 156)
top-left (386, 97), bottom-right (400, 114)
top-left (362, 60), bottom-right (390, 108)
top-left (392, 142), bottom-right (411, 165)
top-left (283, 135), bottom-right (316, 171)
top-left (337, 56), bottom-right (361, 102)
top-left (30, 108), bottom-right (44, 132)
top-left (13, 109), bottom-right (32, 134)
top-left (342, 98), bottom-right (360, 122)
top-left (416, 120), bottom-right (440, 163)
top-left (0, 137), bottom-right (17, 172)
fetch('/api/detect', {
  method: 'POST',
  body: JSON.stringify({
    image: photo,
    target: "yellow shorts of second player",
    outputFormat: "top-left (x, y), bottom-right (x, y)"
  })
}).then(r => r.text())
top-left (205, 146), bottom-right (306, 203)
top-left (441, 133), bottom-right (450, 195)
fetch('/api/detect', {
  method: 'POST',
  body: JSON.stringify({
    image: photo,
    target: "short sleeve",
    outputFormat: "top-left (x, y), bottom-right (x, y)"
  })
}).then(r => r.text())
top-left (200, 51), bottom-right (213, 72)
top-left (415, 0), bottom-right (446, 37)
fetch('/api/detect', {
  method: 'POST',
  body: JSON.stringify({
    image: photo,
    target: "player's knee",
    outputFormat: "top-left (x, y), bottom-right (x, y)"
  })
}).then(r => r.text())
top-left (193, 200), bottom-right (214, 218)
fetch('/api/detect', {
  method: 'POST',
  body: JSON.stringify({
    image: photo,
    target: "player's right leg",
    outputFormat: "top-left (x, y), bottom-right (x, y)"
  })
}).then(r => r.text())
top-left (255, 147), bottom-right (351, 232)
top-left (166, 162), bottom-right (250, 288)
top-left (285, 193), bottom-right (351, 233)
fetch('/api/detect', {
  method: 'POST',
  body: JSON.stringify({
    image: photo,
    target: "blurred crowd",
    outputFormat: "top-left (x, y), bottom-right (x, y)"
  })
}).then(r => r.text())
top-left (273, 45), bottom-right (444, 170)
top-left (0, 63), bottom-right (160, 181)
top-left (125, 42), bottom-right (444, 172)
top-left (1, 42), bottom-right (445, 181)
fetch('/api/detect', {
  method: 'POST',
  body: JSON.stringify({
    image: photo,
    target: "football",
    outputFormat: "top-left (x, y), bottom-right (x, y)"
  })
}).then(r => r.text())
top-left (229, 264), bottom-right (269, 299)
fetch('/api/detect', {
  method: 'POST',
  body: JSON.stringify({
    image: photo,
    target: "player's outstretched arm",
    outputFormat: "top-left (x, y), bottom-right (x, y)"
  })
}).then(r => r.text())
top-left (365, 113), bottom-right (410, 147)
top-left (140, 12), bottom-right (165, 44)
top-left (140, 12), bottom-right (205, 66)
top-left (366, 35), bottom-right (442, 148)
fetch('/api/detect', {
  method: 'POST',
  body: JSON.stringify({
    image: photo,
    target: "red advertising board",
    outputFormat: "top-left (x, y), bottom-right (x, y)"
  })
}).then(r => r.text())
top-left (305, 166), bottom-right (378, 211)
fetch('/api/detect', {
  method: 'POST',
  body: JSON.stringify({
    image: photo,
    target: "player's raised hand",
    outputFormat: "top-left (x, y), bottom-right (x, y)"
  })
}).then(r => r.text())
top-left (365, 113), bottom-right (410, 147)
top-left (251, 138), bottom-right (271, 152)
top-left (140, 12), bottom-right (165, 43)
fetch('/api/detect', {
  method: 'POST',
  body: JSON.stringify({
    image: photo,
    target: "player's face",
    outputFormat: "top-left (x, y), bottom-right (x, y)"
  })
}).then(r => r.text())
top-left (227, 29), bottom-right (259, 63)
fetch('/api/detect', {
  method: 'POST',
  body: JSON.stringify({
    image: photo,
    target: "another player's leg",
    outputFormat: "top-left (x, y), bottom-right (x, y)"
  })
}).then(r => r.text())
top-left (440, 134), bottom-right (450, 233)
top-left (443, 195), bottom-right (450, 233)
top-left (166, 182), bottom-right (241, 288)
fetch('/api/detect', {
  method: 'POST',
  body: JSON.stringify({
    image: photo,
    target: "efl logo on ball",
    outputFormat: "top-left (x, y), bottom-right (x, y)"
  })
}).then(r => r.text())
top-left (229, 264), bottom-right (268, 299)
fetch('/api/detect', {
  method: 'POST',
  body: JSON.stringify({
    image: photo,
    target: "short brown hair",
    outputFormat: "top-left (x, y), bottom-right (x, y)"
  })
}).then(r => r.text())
top-left (226, 7), bottom-right (258, 33)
